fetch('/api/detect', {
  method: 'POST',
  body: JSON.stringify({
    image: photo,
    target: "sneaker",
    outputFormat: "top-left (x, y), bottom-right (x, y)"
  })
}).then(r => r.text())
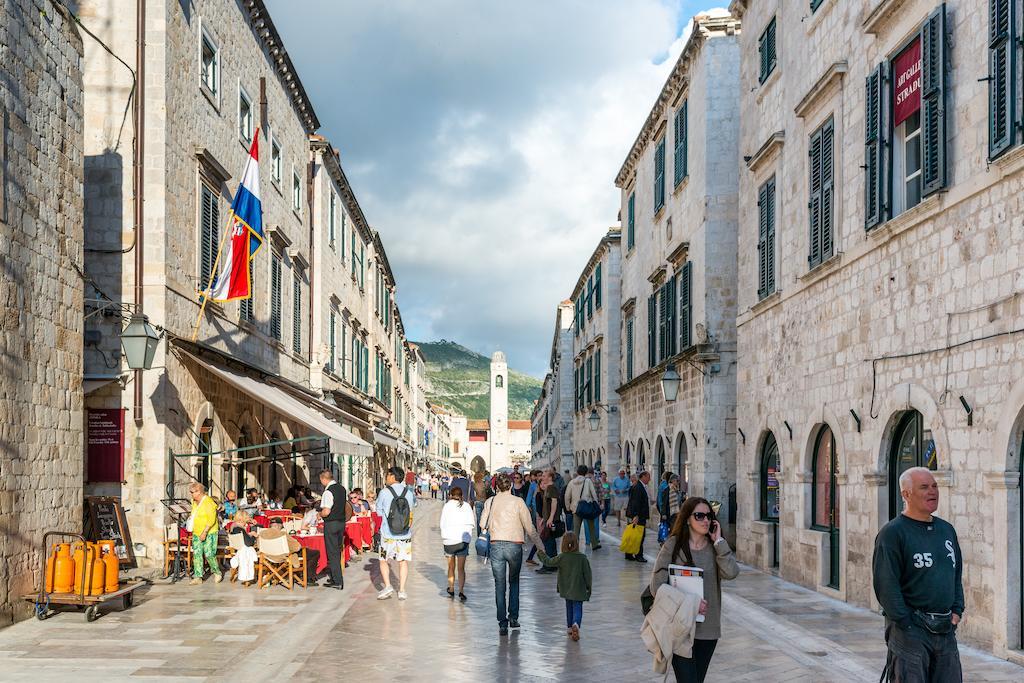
top-left (499, 626), bottom-right (509, 636)
top-left (213, 573), bottom-right (224, 583)
top-left (570, 624), bottom-right (580, 641)
top-left (398, 591), bottom-right (408, 601)
top-left (525, 559), bottom-right (538, 566)
top-left (509, 620), bottom-right (520, 629)
top-left (377, 587), bottom-right (394, 600)
top-left (189, 577), bottom-right (202, 585)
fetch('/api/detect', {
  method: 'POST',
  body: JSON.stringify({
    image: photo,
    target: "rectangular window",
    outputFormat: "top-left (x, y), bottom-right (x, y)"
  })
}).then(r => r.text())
top-left (657, 283), bottom-right (667, 362)
top-left (585, 356), bottom-right (593, 406)
top-left (679, 261), bottom-right (693, 350)
top-left (586, 275), bottom-right (594, 319)
top-left (595, 262), bottom-right (602, 309)
top-left (647, 294), bottom-right (656, 368)
top-left (594, 348), bottom-right (601, 403)
top-left (271, 137), bottom-right (282, 185)
top-left (625, 317), bottom-right (634, 381)
top-left (329, 192), bottom-right (337, 247)
top-left (654, 137), bottom-right (666, 213)
top-left (199, 182), bottom-right (220, 292)
top-left (351, 232), bottom-right (357, 278)
top-left (759, 17), bottom-right (777, 84)
top-left (341, 324), bottom-right (347, 380)
top-left (758, 176), bottom-right (777, 299)
top-left (240, 259), bottom-right (254, 322)
top-left (340, 211), bottom-right (347, 261)
top-left (292, 171), bottom-right (302, 213)
top-left (808, 117), bottom-right (835, 269)
top-left (674, 100), bottom-right (688, 186)
top-left (359, 242), bottom-right (365, 290)
top-left (627, 192), bottom-right (635, 250)
top-left (270, 250), bottom-right (282, 340)
top-left (200, 30), bottom-right (219, 97)
top-left (989, 0), bottom-right (1016, 158)
top-left (238, 87), bottom-right (253, 143)
top-left (292, 274), bottom-right (302, 354)
top-left (328, 310), bottom-right (336, 373)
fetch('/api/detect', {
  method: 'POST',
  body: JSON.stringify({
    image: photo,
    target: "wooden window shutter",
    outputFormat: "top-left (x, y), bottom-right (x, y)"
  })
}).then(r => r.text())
top-left (200, 184), bottom-right (219, 290)
top-left (679, 262), bottom-right (692, 350)
top-left (820, 119), bottom-right (835, 260)
top-left (989, 0), bottom-right (1015, 158)
top-left (808, 127), bottom-right (823, 268)
top-left (666, 275), bottom-right (678, 357)
top-left (595, 263), bottom-right (602, 309)
top-left (658, 283), bottom-right (668, 362)
top-left (627, 193), bottom-right (636, 249)
top-left (647, 294), bottom-right (656, 368)
top-left (329, 310), bottom-right (336, 372)
top-left (654, 138), bottom-right (666, 212)
top-left (595, 349), bottom-right (601, 403)
top-left (674, 100), bottom-right (688, 186)
top-left (865, 64), bottom-right (887, 229)
top-left (758, 180), bottom-right (769, 299)
top-left (586, 356), bottom-right (593, 405)
top-left (765, 177), bottom-right (776, 296)
top-left (292, 275), bottom-right (302, 354)
top-left (759, 18), bottom-right (777, 84)
top-left (921, 4), bottom-right (948, 196)
top-left (270, 251), bottom-right (282, 340)
top-left (626, 318), bottom-right (634, 381)
top-left (240, 259), bottom-right (254, 321)
top-left (587, 276), bottom-right (594, 318)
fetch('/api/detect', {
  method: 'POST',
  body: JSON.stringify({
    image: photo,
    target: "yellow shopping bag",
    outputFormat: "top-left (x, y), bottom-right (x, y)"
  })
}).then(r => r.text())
top-left (619, 523), bottom-right (644, 555)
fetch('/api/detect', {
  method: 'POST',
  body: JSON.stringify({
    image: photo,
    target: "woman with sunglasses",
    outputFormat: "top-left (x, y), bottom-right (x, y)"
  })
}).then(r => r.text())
top-left (650, 497), bottom-right (739, 682)
top-left (510, 472), bottom-right (529, 502)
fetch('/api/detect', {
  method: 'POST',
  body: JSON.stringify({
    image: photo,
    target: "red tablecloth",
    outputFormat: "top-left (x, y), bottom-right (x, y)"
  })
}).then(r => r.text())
top-left (263, 510), bottom-right (292, 519)
top-left (371, 512), bottom-right (382, 533)
top-left (345, 521), bottom-right (361, 553)
top-left (253, 515), bottom-right (269, 527)
top-left (295, 534), bottom-right (327, 576)
top-left (358, 516), bottom-right (372, 548)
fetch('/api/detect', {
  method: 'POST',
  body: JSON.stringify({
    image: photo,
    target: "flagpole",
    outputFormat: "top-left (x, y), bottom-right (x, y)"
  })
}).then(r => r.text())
top-left (190, 210), bottom-right (237, 342)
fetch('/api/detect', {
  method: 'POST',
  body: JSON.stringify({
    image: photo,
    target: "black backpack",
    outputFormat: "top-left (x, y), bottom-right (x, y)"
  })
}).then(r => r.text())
top-left (386, 485), bottom-right (411, 535)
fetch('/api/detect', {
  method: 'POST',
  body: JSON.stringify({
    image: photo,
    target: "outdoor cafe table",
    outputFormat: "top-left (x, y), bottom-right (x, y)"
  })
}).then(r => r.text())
top-left (345, 520), bottom-right (361, 554)
top-left (357, 516), bottom-right (373, 548)
top-left (294, 533), bottom-right (328, 576)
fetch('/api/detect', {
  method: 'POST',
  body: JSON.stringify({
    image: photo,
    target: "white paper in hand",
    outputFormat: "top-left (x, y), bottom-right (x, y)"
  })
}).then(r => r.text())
top-left (668, 564), bottom-right (705, 622)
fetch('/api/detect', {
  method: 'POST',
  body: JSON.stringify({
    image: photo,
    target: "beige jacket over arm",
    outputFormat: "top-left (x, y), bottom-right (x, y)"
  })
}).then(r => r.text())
top-left (481, 491), bottom-right (544, 548)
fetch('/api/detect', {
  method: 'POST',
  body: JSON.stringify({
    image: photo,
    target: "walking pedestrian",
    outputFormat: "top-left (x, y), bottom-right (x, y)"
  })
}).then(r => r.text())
top-left (536, 470), bottom-right (562, 574)
top-left (450, 467), bottom-right (471, 501)
top-left (318, 469), bottom-right (349, 590)
top-left (600, 473), bottom-right (612, 525)
top-left (471, 470), bottom-right (492, 535)
top-left (440, 485), bottom-right (474, 602)
top-left (536, 531), bottom-right (592, 642)
top-left (430, 475), bottom-right (439, 499)
top-left (187, 482), bottom-right (223, 585)
top-left (650, 496), bottom-right (739, 682)
top-left (525, 470), bottom-right (543, 566)
top-left (612, 469), bottom-right (630, 527)
top-left (565, 465), bottom-right (602, 550)
top-left (479, 472), bottom-right (545, 636)
top-left (873, 467), bottom-right (964, 682)
top-left (375, 466), bottom-right (417, 601)
top-left (511, 471), bottom-right (529, 502)
top-left (625, 471), bottom-right (652, 562)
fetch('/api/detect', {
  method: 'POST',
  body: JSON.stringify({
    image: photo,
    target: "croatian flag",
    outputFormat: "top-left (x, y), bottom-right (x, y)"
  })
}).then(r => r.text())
top-left (208, 131), bottom-right (264, 302)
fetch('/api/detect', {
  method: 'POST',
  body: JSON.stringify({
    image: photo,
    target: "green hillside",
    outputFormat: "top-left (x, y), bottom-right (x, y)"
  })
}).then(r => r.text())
top-left (414, 340), bottom-right (542, 420)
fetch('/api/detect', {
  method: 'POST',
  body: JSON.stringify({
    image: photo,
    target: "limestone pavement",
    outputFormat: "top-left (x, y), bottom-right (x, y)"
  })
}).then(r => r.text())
top-left (0, 500), bottom-right (1021, 681)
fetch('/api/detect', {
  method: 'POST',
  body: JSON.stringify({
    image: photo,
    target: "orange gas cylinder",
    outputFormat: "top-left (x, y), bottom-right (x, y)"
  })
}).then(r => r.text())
top-left (72, 542), bottom-right (92, 594)
top-left (54, 544), bottom-right (73, 593)
top-left (45, 544), bottom-right (57, 593)
top-left (89, 543), bottom-right (106, 597)
top-left (100, 541), bottom-right (119, 593)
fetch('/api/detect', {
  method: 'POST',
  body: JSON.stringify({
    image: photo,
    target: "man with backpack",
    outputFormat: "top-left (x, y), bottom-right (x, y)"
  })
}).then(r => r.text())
top-left (565, 465), bottom-right (602, 550)
top-left (375, 466), bottom-right (417, 601)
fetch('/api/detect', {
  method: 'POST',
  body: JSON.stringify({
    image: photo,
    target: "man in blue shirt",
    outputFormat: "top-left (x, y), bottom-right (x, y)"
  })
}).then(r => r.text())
top-left (611, 469), bottom-right (631, 527)
top-left (375, 466), bottom-right (417, 601)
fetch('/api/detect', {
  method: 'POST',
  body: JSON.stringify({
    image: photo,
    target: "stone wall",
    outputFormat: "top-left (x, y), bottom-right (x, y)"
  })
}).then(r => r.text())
top-left (732, 0), bottom-right (1024, 655)
top-left (0, 0), bottom-right (84, 624)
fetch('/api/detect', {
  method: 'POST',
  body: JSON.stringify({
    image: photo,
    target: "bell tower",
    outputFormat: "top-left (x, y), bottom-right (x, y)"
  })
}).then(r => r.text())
top-left (490, 351), bottom-right (509, 470)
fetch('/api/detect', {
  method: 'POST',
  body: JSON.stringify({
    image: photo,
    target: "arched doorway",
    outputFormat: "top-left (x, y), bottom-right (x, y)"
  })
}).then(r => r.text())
top-left (470, 456), bottom-right (486, 474)
top-left (624, 441), bottom-right (632, 471)
top-left (675, 434), bottom-right (688, 496)
top-left (888, 410), bottom-right (936, 518)
top-left (760, 432), bottom-right (780, 568)
top-left (637, 440), bottom-right (647, 473)
top-left (812, 425), bottom-right (840, 588)
top-left (655, 437), bottom-right (666, 481)
top-left (196, 418), bottom-right (213, 490)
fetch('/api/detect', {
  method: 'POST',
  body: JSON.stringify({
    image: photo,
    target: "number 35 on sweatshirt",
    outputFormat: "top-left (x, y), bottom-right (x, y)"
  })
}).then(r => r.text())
top-left (872, 514), bottom-right (965, 630)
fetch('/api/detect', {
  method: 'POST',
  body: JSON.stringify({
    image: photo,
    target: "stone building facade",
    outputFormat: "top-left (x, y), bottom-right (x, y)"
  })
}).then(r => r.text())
top-left (614, 12), bottom-right (741, 523)
top-left (570, 229), bottom-right (623, 474)
top-left (78, 0), bottom-right (413, 569)
top-left (0, 0), bottom-right (84, 624)
top-left (531, 301), bottom-right (575, 472)
top-left (730, 0), bottom-right (1024, 658)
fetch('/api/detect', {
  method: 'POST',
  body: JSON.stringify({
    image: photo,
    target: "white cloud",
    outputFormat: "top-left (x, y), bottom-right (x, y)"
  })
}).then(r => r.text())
top-left (266, 0), bottom-right (701, 376)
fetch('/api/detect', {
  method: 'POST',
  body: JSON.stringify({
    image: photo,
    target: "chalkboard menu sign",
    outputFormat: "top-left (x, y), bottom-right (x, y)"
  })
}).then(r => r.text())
top-left (84, 496), bottom-right (137, 569)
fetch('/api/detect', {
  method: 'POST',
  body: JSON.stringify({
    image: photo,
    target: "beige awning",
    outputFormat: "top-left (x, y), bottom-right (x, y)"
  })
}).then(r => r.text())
top-left (373, 428), bottom-right (400, 449)
top-left (178, 349), bottom-right (372, 458)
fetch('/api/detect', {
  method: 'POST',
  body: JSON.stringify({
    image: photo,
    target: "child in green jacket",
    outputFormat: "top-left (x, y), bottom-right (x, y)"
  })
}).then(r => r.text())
top-left (537, 532), bottom-right (592, 641)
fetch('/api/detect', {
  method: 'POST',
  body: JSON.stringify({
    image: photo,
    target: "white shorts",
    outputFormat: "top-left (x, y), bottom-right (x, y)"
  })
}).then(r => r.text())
top-left (612, 496), bottom-right (628, 512)
top-left (379, 537), bottom-right (412, 562)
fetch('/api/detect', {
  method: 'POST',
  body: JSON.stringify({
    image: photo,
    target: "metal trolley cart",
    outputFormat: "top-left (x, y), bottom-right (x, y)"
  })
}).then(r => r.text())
top-left (24, 531), bottom-right (144, 622)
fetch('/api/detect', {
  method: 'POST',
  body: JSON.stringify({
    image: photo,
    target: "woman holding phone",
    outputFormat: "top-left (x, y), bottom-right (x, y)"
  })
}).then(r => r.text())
top-left (650, 497), bottom-right (739, 682)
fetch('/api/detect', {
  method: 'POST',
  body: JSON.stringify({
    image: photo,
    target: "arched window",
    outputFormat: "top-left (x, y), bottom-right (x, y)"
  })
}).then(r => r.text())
top-left (888, 410), bottom-right (936, 518)
top-left (196, 419), bottom-right (213, 490)
top-left (812, 426), bottom-right (838, 529)
top-left (624, 442), bottom-right (632, 468)
top-left (675, 435), bottom-right (688, 495)
top-left (655, 438), bottom-right (666, 481)
top-left (637, 440), bottom-right (647, 472)
top-left (495, 375), bottom-right (504, 388)
top-left (760, 433), bottom-right (779, 521)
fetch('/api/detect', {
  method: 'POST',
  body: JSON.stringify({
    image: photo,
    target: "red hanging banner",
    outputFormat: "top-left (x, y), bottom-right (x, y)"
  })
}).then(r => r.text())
top-left (894, 37), bottom-right (922, 127)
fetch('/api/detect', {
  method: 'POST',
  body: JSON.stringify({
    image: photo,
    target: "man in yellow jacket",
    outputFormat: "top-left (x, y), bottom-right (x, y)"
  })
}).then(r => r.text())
top-left (189, 482), bottom-right (223, 585)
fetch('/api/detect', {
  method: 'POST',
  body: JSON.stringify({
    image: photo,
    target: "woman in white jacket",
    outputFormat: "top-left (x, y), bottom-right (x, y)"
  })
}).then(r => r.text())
top-left (439, 485), bottom-right (476, 601)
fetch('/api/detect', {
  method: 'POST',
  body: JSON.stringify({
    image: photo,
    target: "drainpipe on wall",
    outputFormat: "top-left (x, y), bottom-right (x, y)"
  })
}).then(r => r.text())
top-left (307, 157), bottom-right (315, 366)
top-left (133, 0), bottom-right (146, 424)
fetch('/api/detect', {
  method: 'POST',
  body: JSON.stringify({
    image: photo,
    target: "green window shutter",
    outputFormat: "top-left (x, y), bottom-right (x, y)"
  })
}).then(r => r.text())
top-left (627, 193), bottom-right (636, 249)
top-left (810, 0), bottom-right (823, 11)
top-left (586, 276), bottom-right (594, 318)
top-left (820, 119), bottom-right (835, 260)
top-left (658, 283), bottom-right (668, 362)
top-left (758, 180), bottom-right (769, 299)
top-left (595, 349), bottom-right (601, 402)
top-left (341, 322), bottom-right (347, 379)
top-left (759, 17), bottom-right (777, 84)
top-left (808, 127), bottom-right (823, 268)
top-left (864, 64), bottom-right (887, 229)
top-left (350, 232), bottom-right (356, 276)
top-left (674, 100), bottom-right (688, 186)
top-left (200, 184), bottom-right (219, 290)
top-left (654, 138), bottom-right (666, 212)
top-left (990, 0), bottom-right (1015, 158)
top-left (647, 294), bottom-right (656, 368)
top-left (340, 212), bottom-right (346, 260)
top-left (270, 251), bottom-right (282, 340)
top-left (292, 275), bottom-right (302, 355)
top-left (328, 311), bottom-right (336, 372)
top-left (921, 5), bottom-right (948, 196)
top-left (240, 259), bottom-right (254, 321)
top-left (666, 275), bottom-right (677, 357)
top-left (626, 318), bottom-right (634, 381)
top-left (586, 356), bottom-right (593, 405)
top-left (595, 263), bottom-right (602, 309)
top-left (765, 177), bottom-right (776, 296)
top-left (679, 262), bottom-right (692, 350)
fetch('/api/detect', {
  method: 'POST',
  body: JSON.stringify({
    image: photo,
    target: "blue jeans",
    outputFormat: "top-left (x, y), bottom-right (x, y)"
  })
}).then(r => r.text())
top-left (565, 599), bottom-right (583, 627)
top-left (489, 541), bottom-right (523, 627)
top-left (474, 501), bottom-right (485, 535)
top-left (602, 499), bottom-right (611, 522)
top-left (542, 533), bottom-right (557, 559)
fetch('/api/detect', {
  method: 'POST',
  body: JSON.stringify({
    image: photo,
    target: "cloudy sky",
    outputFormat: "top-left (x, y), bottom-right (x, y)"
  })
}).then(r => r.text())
top-left (267, 1), bottom-right (704, 377)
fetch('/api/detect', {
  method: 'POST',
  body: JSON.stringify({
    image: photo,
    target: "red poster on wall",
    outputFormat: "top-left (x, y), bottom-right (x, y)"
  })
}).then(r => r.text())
top-left (87, 408), bottom-right (125, 483)
top-left (894, 37), bottom-right (922, 126)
